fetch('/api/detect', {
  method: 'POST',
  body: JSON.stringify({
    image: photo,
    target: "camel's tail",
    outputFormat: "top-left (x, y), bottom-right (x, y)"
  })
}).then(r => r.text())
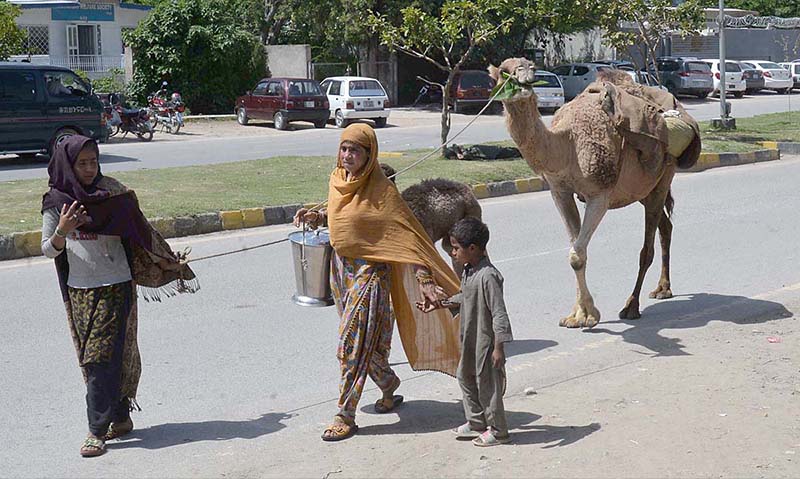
top-left (664, 189), bottom-right (674, 219)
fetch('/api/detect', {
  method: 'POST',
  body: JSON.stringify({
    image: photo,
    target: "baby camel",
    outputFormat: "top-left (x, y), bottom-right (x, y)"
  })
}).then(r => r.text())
top-left (381, 164), bottom-right (482, 275)
top-left (488, 58), bottom-right (700, 328)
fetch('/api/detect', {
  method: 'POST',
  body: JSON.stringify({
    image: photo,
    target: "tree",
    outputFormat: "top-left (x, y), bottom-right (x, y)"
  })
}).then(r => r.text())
top-left (599, 0), bottom-right (705, 78)
top-left (124, 0), bottom-right (267, 114)
top-left (698, 0), bottom-right (799, 19)
top-left (367, 0), bottom-right (522, 146)
top-left (0, 2), bottom-right (26, 61)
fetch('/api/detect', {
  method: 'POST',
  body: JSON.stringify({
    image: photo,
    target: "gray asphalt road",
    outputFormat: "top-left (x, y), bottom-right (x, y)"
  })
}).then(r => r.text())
top-left (1, 93), bottom-right (798, 181)
top-left (1, 155), bottom-right (798, 477)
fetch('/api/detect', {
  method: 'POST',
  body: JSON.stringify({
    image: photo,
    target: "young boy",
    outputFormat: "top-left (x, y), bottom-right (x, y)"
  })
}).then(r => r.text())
top-left (418, 217), bottom-right (513, 446)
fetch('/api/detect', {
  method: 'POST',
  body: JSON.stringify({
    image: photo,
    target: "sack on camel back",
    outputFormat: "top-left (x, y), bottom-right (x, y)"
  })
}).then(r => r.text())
top-left (663, 111), bottom-right (695, 158)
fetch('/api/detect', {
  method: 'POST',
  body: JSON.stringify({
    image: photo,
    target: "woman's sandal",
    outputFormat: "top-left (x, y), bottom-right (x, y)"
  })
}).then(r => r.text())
top-left (472, 428), bottom-right (512, 447)
top-left (79, 436), bottom-right (106, 457)
top-left (374, 395), bottom-right (404, 414)
top-left (321, 416), bottom-right (359, 442)
top-left (104, 418), bottom-right (134, 441)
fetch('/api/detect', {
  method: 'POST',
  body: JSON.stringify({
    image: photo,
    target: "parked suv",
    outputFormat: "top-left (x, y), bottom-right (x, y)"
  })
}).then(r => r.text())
top-left (778, 62), bottom-right (800, 91)
top-left (448, 70), bottom-right (496, 113)
top-left (235, 78), bottom-right (329, 130)
top-left (702, 59), bottom-right (746, 98)
top-left (649, 57), bottom-right (714, 98)
top-left (551, 63), bottom-right (613, 100)
top-left (320, 76), bottom-right (390, 128)
top-left (0, 62), bottom-right (105, 159)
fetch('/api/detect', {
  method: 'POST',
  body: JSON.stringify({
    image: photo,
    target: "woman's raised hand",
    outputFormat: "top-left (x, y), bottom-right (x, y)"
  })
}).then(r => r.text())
top-left (292, 208), bottom-right (325, 230)
top-left (57, 201), bottom-right (90, 234)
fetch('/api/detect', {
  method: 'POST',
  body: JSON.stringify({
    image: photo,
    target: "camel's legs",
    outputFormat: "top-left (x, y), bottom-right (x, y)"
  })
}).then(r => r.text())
top-left (649, 196), bottom-right (674, 300)
top-left (550, 190), bottom-right (581, 242)
top-left (619, 173), bottom-right (675, 319)
top-left (553, 192), bottom-right (609, 329)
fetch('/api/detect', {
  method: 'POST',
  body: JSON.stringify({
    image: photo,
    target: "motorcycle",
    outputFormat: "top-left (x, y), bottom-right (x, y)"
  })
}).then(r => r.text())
top-left (147, 81), bottom-right (186, 134)
top-left (104, 92), bottom-right (154, 142)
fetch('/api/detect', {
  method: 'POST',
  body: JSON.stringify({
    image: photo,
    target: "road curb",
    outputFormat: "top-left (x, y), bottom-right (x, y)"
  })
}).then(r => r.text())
top-left (0, 147), bottom-right (784, 262)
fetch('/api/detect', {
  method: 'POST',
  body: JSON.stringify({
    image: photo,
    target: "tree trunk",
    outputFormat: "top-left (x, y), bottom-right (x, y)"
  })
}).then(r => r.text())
top-left (440, 74), bottom-right (456, 147)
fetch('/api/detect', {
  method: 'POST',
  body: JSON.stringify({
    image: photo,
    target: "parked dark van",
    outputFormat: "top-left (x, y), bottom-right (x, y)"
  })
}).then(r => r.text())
top-left (0, 63), bottom-right (105, 159)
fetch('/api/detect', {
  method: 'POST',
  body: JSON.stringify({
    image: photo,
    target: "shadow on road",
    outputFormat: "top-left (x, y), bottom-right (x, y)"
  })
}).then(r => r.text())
top-left (505, 338), bottom-right (559, 359)
top-left (110, 412), bottom-right (294, 450)
top-left (585, 292), bottom-right (793, 356)
top-left (357, 399), bottom-right (541, 436)
top-left (510, 422), bottom-right (601, 447)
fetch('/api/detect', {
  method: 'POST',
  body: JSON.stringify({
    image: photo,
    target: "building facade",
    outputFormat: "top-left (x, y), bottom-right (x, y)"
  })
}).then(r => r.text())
top-left (9, 0), bottom-right (151, 78)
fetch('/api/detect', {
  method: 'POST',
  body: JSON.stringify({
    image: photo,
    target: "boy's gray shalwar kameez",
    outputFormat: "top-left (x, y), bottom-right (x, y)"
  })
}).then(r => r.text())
top-left (450, 257), bottom-right (513, 435)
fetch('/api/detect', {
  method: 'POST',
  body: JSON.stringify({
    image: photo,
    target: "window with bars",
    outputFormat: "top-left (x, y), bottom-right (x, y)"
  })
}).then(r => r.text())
top-left (21, 25), bottom-right (49, 55)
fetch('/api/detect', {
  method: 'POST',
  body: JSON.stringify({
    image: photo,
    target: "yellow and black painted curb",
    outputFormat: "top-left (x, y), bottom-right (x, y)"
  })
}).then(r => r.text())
top-left (0, 146), bottom-right (788, 262)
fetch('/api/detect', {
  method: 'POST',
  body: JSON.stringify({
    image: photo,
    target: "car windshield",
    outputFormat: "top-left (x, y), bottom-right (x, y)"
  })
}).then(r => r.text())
top-left (532, 74), bottom-right (560, 88)
top-left (287, 80), bottom-right (321, 96)
top-left (758, 62), bottom-right (782, 69)
top-left (686, 62), bottom-right (711, 73)
top-left (724, 62), bottom-right (741, 72)
top-left (460, 73), bottom-right (493, 89)
top-left (348, 80), bottom-right (386, 97)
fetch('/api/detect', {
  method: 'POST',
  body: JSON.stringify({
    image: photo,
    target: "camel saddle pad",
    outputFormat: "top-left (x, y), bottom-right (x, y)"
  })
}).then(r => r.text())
top-left (664, 116), bottom-right (695, 158)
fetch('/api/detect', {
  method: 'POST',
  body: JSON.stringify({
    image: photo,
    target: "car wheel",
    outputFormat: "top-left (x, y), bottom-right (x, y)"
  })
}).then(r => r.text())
top-left (733, 91), bottom-right (744, 98)
top-left (313, 119), bottom-right (327, 129)
top-left (666, 83), bottom-right (678, 95)
top-left (237, 107), bottom-right (249, 126)
top-left (374, 117), bottom-right (387, 128)
top-left (16, 153), bottom-right (40, 162)
top-left (49, 127), bottom-right (79, 157)
top-left (274, 111), bottom-right (288, 130)
top-left (334, 110), bottom-right (348, 128)
top-left (778, 88), bottom-right (790, 95)
top-left (695, 91), bottom-right (709, 99)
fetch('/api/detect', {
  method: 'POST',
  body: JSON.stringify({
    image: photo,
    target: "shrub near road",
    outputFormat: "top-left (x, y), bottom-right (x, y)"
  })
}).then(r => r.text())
top-left (124, 0), bottom-right (267, 114)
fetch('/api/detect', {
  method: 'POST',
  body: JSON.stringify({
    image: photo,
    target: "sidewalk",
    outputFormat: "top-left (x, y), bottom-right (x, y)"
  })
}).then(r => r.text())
top-left (250, 284), bottom-right (800, 478)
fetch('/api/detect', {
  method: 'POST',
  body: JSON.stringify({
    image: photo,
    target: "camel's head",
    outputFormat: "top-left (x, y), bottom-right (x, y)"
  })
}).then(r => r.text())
top-left (488, 57), bottom-right (537, 101)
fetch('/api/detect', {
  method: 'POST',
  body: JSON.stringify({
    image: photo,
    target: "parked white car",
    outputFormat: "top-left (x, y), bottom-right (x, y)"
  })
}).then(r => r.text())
top-left (778, 62), bottom-right (800, 91)
top-left (319, 76), bottom-right (390, 128)
top-left (532, 71), bottom-right (564, 113)
top-left (625, 70), bottom-right (668, 91)
top-left (742, 61), bottom-right (793, 94)
top-left (702, 59), bottom-right (746, 98)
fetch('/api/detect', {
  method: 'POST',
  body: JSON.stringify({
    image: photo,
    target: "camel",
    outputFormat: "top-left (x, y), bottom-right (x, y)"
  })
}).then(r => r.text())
top-left (381, 163), bottom-right (482, 275)
top-left (488, 58), bottom-right (701, 328)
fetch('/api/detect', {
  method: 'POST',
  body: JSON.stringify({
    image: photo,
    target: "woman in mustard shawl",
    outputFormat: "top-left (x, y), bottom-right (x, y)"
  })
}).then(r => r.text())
top-left (294, 124), bottom-right (461, 441)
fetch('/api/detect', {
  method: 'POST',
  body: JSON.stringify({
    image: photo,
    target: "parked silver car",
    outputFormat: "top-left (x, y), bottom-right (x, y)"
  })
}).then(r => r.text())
top-left (531, 70), bottom-right (565, 114)
top-left (742, 60), bottom-right (792, 94)
top-left (551, 63), bottom-right (614, 100)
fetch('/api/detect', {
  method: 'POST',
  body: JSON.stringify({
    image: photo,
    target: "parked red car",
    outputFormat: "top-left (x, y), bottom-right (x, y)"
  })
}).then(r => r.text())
top-left (448, 70), bottom-right (497, 113)
top-left (235, 78), bottom-right (329, 130)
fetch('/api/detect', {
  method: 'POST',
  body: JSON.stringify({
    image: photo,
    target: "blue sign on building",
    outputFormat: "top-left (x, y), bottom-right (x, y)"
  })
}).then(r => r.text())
top-left (52, 3), bottom-right (115, 22)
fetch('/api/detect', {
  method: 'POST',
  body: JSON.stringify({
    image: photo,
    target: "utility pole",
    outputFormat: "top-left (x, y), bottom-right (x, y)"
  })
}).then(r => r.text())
top-left (712, 0), bottom-right (736, 129)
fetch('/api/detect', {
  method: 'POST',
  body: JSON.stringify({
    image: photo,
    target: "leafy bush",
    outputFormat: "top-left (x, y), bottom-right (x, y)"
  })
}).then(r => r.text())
top-left (0, 2), bottom-right (25, 61)
top-left (124, 0), bottom-right (267, 114)
top-left (91, 67), bottom-right (126, 95)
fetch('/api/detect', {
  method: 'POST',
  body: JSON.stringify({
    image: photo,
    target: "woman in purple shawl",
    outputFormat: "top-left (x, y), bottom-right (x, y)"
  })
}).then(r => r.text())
top-left (41, 135), bottom-right (197, 457)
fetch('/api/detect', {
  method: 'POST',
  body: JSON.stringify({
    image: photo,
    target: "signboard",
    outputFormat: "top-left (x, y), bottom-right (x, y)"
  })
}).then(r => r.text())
top-left (52, 3), bottom-right (114, 22)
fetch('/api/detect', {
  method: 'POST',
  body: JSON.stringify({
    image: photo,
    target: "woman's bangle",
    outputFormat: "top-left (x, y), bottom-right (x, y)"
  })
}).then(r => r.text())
top-left (415, 269), bottom-right (435, 285)
top-left (55, 228), bottom-right (67, 238)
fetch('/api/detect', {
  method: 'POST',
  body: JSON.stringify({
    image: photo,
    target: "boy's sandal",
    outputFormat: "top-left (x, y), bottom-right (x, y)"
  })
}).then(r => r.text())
top-left (321, 416), bottom-right (359, 442)
top-left (452, 422), bottom-right (486, 438)
top-left (104, 418), bottom-right (134, 441)
top-left (472, 429), bottom-right (511, 447)
top-left (79, 436), bottom-right (106, 457)
top-left (374, 395), bottom-right (404, 414)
